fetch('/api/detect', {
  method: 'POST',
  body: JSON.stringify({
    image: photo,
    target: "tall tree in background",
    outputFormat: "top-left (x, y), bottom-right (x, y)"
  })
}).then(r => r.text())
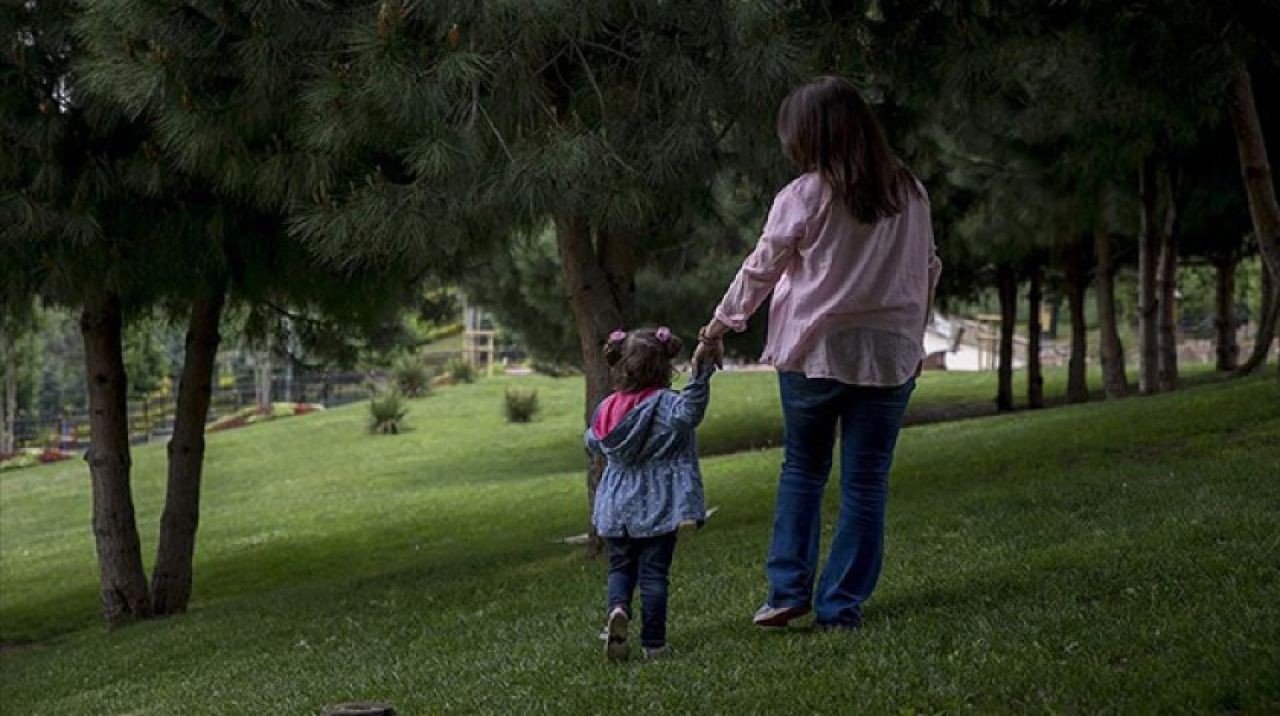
top-left (1156, 162), bottom-right (1182, 391)
top-left (1094, 195), bottom-right (1130, 398)
top-left (1227, 65), bottom-right (1280, 373)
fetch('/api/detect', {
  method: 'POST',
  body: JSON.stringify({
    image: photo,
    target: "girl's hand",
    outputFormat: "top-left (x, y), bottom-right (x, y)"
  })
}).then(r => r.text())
top-left (693, 323), bottom-right (725, 370)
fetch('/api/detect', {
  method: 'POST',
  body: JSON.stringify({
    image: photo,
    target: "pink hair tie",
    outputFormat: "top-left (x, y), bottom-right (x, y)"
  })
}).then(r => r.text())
top-left (609, 329), bottom-right (626, 343)
top-left (655, 326), bottom-right (671, 343)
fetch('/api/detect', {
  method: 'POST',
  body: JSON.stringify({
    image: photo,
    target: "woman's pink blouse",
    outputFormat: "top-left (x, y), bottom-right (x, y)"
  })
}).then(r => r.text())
top-left (714, 172), bottom-right (942, 387)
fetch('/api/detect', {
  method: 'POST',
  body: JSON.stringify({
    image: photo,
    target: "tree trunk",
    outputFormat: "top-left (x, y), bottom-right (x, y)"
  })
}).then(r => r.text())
top-left (554, 216), bottom-right (634, 555)
top-left (1065, 250), bottom-right (1090, 404)
top-left (1237, 262), bottom-right (1278, 375)
top-left (1137, 157), bottom-right (1160, 394)
top-left (1214, 256), bottom-right (1239, 372)
top-left (1157, 166), bottom-right (1180, 392)
top-left (80, 294), bottom-right (151, 625)
top-left (1026, 262), bottom-right (1044, 409)
top-left (1, 327), bottom-right (15, 455)
top-left (1094, 227), bottom-right (1128, 398)
top-left (996, 264), bottom-right (1016, 412)
top-left (151, 289), bottom-right (225, 615)
top-left (1227, 64), bottom-right (1280, 283)
top-left (254, 340), bottom-right (272, 412)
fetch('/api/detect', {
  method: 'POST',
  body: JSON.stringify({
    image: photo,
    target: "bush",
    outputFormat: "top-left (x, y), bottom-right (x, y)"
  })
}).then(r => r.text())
top-left (393, 358), bottom-right (433, 397)
top-left (504, 389), bottom-right (540, 423)
top-left (444, 357), bottom-right (476, 383)
top-left (530, 361), bottom-right (579, 378)
top-left (370, 391), bottom-right (409, 434)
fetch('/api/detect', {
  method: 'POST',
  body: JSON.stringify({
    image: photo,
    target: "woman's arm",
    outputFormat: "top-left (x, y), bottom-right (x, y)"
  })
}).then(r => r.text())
top-left (710, 182), bottom-right (811, 333)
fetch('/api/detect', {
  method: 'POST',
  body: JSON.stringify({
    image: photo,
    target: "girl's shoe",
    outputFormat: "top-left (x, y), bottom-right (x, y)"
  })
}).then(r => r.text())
top-left (605, 607), bottom-right (629, 662)
top-left (642, 645), bottom-right (671, 660)
top-left (752, 603), bottom-right (811, 627)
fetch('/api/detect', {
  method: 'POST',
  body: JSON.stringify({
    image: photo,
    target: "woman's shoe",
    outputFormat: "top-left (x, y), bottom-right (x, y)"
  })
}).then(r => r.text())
top-left (752, 603), bottom-right (811, 627)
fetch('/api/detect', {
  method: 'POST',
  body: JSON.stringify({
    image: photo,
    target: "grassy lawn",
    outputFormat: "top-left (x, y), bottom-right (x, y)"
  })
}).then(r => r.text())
top-left (1, 368), bottom-right (1276, 713)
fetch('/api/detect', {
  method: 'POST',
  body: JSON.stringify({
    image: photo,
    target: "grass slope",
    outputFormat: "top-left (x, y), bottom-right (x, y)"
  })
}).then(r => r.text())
top-left (1, 369), bottom-right (1276, 713)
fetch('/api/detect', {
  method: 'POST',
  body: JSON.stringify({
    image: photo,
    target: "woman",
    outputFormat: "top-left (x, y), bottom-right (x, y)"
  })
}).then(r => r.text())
top-left (694, 76), bottom-right (941, 630)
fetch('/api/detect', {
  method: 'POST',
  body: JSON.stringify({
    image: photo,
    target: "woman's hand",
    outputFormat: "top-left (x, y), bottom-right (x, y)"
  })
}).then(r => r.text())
top-left (693, 322), bottom-right (726, 370)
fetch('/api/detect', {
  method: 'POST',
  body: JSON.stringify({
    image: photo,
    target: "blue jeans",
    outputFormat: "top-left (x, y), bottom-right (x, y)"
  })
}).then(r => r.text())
top-left (605, 531), bottom-right (678, 648)
top-left (766, 372), bottom-right (914, 626)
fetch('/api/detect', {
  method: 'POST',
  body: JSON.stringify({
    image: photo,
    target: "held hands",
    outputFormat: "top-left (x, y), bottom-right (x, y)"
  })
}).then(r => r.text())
top-left (693, 322), bottom-right (726, 371)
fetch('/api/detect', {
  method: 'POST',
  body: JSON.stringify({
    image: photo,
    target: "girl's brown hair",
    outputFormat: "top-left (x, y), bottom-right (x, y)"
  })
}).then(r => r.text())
top-left (777, 76), bottom-right (919, 223)
top-left (603, 327), bottom-right (683, 392)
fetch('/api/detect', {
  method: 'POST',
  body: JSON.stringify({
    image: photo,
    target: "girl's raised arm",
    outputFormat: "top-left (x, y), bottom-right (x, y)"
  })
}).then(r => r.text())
top-left (670, 365), bottom-right (714, 431)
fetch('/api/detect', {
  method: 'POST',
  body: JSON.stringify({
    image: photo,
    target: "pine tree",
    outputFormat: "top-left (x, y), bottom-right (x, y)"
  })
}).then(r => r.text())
top-left (1, 0), bottom-right (170, 625)
top-left (7, 0), bottom-right (427, 620)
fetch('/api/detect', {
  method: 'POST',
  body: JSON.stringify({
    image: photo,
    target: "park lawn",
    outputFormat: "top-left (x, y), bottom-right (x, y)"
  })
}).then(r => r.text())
top-left (1, 368), bottom-right (1277, 713)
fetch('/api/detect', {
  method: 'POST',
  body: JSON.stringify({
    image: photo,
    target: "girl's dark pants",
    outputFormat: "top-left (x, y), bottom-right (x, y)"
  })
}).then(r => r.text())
top-left (605, 531), bottom-right (678, 648)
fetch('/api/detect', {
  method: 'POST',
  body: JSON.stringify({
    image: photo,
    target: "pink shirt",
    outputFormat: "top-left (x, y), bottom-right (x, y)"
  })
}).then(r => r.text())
top-left (714, 172), bottom-right (942, 387)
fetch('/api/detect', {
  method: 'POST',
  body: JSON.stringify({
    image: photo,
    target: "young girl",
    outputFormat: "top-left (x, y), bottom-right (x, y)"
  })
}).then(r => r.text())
top-left (586, 326), bottom-right (712, 661)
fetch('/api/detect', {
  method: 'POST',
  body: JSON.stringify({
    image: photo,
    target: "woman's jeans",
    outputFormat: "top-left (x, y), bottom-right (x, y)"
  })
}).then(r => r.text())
top-left (767, 372), bottom-right (914, 626)
top-left (606, 531), bottom-right (678, 647)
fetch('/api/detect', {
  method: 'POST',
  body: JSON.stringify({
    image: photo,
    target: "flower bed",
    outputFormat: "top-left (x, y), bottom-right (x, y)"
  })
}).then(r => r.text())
top-left (206, 402), bottom-right (325, 433)
top-left (0, 447), bottom-right (77, 472)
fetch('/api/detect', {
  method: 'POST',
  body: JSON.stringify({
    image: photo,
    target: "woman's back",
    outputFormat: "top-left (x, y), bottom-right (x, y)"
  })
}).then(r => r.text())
top-left (715, 172), bottom-right (940, 386)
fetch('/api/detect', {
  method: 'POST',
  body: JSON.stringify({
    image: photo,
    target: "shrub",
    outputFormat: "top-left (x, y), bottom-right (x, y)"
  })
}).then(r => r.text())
top-left (504, 389), bottom-right (540, 423)
top-left (394, 358), bottom-right (433, 397)
top-left (530, 361), bottom-right (579, 378)
top-left (370, 391), bottom-right (408, 434)
top-left (444, 357), bottom-right (476, 383)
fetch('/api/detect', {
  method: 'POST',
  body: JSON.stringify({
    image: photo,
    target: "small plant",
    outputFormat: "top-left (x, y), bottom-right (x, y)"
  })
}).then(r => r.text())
top-left (393, 358), bottom-right (433, 397)
top-left (370, 390), bottom-right (409, 434)
top-left (504, 389), bottom-right (540, 423)
top-left (444, 357), bottom-right (476, 383)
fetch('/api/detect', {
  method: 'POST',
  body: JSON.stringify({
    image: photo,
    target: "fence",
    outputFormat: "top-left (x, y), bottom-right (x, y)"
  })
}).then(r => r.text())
top-left (14, 369), bottom-right (382, 451)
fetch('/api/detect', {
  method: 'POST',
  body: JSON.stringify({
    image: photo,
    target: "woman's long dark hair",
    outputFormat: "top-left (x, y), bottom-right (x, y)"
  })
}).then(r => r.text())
top-left (777, 76), bottom-right (918, 223)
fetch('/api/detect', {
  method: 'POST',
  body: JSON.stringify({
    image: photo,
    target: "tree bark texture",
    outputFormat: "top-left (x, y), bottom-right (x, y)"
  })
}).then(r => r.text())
top-left (554, 215), bottom-right (635, 555)
top-left (1026, 262), bottom-right (1044, 409)
top-left (1157, 166), bottom-right (1180, 392)
top-left (1228, 64), bottom-right (1280, 283)
top-left (1065, 249), bottom-right (1090, 404)
top-left (1214, 257), bottom-right (1239, 372)
top-left (254, 339), bottom-right (272, 412)
top-left (1237, 261), bottom-right (1278, 375)
top-left (1, 328), bottom-right (15, 455)
top-left (996, 264), bottom-right (1017, 412)
top-left (80, 295), bottom-right (151, 625)
top-left (151, 289), bottom-right (225, 615)
top-left (1137, 157), bottom-right (1161, 394)
top-left (1094, 227), bottom-right (1128, 398)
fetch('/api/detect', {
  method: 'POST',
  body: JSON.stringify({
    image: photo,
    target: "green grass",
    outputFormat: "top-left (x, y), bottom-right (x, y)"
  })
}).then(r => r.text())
top-left (1, 368), bottom-right (1277, 713)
